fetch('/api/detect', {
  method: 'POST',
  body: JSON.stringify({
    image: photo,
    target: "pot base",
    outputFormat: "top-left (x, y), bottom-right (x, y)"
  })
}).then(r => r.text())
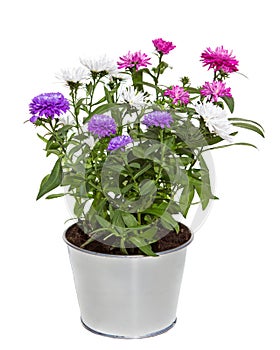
top-left (80, 317), bottom-right (177, 339)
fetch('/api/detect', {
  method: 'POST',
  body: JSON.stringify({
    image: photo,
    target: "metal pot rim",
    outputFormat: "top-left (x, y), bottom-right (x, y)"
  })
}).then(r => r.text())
top-left (63, 224), bottom-right (193, 259)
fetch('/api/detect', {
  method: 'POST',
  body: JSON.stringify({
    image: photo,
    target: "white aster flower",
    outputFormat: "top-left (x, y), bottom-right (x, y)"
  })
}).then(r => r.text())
top-left (118, 83), bottom-right (146, 109)
top-left (194, 101), bottom-right (235, 142)
top-left (80, 55), bottom-right (117, 75)
top-left (56, 67), bottom-right (89, 83)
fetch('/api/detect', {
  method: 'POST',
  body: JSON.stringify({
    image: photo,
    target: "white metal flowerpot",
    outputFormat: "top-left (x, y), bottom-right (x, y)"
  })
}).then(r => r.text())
top-left (63, 230), bottom-right (193, 339)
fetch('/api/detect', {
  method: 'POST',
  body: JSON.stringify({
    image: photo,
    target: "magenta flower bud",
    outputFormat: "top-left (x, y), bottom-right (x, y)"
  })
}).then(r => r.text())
top-left (152, 38), bottom-right (176, 55)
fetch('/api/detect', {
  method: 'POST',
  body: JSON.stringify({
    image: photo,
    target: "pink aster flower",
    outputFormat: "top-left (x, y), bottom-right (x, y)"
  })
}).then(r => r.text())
top-left (117, 51), bottom-right (151, 71)
top-left (201, 81), bottom-right (232, 102)
top-left (164, 85), bottom-right (190, 105)
top-left (152, 38), bottom-right (176, 55)
top-left (201, 46), bottom-right (239, 73)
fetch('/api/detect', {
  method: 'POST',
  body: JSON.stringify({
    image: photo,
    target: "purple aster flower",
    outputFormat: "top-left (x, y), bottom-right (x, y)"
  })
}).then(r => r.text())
top-left (107, 135), bottom-right (133, 151)
top-left (88, 114), bottom-right (117, 138)
top-left (29, 92), bottom-right (70, 123)
top-left (201, 81), bottom-right (232, 102)
top-left (117, 51), bottom-right (151, 71)
top-left (164, 85), bottom-right (190, 105)
top-left (152, 38), bottom-right (176, 55)
top-left (201, 46), bottom-right (239, 73)
top-left (142, 111), bottom-right (173, 129)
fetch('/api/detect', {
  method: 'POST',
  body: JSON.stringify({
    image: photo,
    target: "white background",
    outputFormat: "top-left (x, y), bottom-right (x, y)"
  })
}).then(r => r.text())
top-left (0, 0), bottom-right (278, 349)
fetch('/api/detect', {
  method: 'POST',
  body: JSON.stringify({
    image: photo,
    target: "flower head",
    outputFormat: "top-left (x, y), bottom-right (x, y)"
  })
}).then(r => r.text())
top-left (201, 46), bottom-right (239, 73)
top-left (117, 51), bottom-right (151, 71)
top-left (118, 83), bottom-right (146, 108)
top-left (88, 114), bottom-right (117, 138)
top-left (29, 92), bottom-right (70, 123)
top-left (80, 55), bottom-right (117, 75)
top-left (152, 38), bottom-right (176, 55)
top-left (107, 135), bottom-right (133, 151)
top-left (142, 111), bottom-right (173, 129)
top-left (164, 85), bottom-right (190, 105)
top-left (201, 81), bottom-right (232, 102)
top-left (56, 67), bottom-right (89, 83)
top-left (194, 101), bottom-right (234, 142)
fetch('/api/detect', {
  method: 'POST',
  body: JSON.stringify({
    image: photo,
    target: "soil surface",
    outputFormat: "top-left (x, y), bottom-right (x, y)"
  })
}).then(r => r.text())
top-left (65, 223), bottom-right (192, 255)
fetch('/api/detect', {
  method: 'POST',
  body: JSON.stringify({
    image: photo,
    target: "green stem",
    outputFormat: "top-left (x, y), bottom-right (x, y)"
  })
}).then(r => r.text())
top-left (188, 146), bottom-right (204, 170)
top-left (120, 237), bottom-right (128, 255)
top-left (49, 119), bottom-right (66, 154)
top-left (132, 69), bottom-right (144, 92)
top-left (213, 71), bottom-right (217, 81)
top-left (155, 53), bottom-right (163, 99)
top-left (155, 53), bottom-right (163, 85)
top-left (137, 212), bottom-right (142, 225)
top-left (123, 155), bottom-right (139, 188)
top-left (156, 129), bottom-right (166, 182)
top-left (88, 77), bottom-right (100, 115)
top-left (42, 123), bottom-right (52, 134)
top-left (70, 88), bottom-right (82, 132)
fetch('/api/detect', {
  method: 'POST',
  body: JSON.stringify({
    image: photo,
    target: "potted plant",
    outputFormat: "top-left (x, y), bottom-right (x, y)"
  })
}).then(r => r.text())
top-left (26, 38), bottom-right (264, 338)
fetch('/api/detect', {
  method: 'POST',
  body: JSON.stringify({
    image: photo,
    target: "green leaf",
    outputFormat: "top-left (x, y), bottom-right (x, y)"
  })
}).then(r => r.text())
top-left (197, 155), bottom-right (214, 210)
top-left (62, 174), bottom-right (85, 188)
top-left (128, 162), bottom-right (141, 169)
top-left (74, 98), bottom-right (85, 116)
top-left (140, 81), bottom-right (164, 94)
top-left (232, 122), bottom-right (264, 137)
top-left (160, 212), bottom-right (179, 232)
top-left (145, 144), bottom-right (161, 156)
top-left (142, 207), bottom-right (165, 217)
top-left (228, 117), bottom-right (264, 131)
top-left (134, 163), bottom-right (152, 180)
top-left (46, 149), bottom-right (60, 157)
top-left (222, 96), bottom-right (234, 113)
top-left (138, 244), bottom-right (158, 257)
top-left (129, 236), bottom-right (157, 256)
top-left (187, 87), bottom-right (201, 94)
top-left (37, 133), bottom-right (48, 143)
top-left (188, 156), bottom-right (216, 210)
top-left (204, 142), bottom-right (257, 152)
top-left (104, 86), bottom-right (113, 103)
top-left (180, 184), bottom-right (195, 217)
top-left (46, 193), bottom-right (65, 199)
top-left (67, 144), bottom-right (85, 158)
top-left (46, 142), bottom-right (60, 151)
top-left (121, 212), bottom-right (139, 227)
top-left (111, 209), bottom-right (125, 227)
top-left (121, 183), bottom-right (134, 194)
top-left (95, 214), bottom-right (111, 228)
top-left (57, 125), bottom-right (73, 136)
top-left (155, 61), bottom-right (168, 75)
top-left (83, 103), bottom-right (118, 123)
top-left (132, 146), bottom-right (145, 158)
top-left (229, 119), bottom-right (265, 137)
top-left (36, 158), bottom-right (63, 200)
top-left (140, 226), bottom-right (158, 240)
top-left (139, 180), bottom-right (156, 196)
top-left (74, 200), bottom-right (86, 217)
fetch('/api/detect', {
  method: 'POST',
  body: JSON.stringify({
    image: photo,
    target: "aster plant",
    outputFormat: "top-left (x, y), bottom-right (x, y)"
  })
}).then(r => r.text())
top-left (27, 39), bottom-right (264, 256)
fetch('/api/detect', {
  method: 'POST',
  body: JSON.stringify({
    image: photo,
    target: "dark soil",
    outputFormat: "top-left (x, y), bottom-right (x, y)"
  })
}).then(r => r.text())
top-left (65, 223), bottom-right (192, 255)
